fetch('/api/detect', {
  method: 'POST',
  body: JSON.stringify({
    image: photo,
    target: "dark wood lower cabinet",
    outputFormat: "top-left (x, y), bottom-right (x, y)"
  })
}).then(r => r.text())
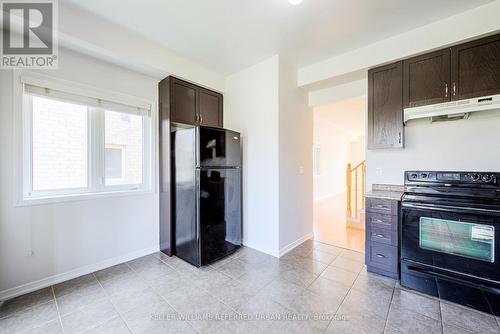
top-left (365, 198), bottom-right (400, 279)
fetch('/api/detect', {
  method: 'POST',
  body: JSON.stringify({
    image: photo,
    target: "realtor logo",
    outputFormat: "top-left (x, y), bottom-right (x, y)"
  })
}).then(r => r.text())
top-left (1, 0), bottom-right (58, 68)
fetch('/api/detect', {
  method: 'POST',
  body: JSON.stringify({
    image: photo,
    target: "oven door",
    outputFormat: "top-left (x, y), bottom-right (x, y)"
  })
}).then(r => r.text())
top-left (401, 203), bottom-right (500, 283)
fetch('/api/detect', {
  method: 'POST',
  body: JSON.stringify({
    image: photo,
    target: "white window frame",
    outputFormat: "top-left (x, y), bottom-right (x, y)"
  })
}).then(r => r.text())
top-left (14, 71), bottom-right (155, 206)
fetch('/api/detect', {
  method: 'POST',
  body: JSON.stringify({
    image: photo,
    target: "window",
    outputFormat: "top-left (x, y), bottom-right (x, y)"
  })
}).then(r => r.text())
top-left (105, 111), bottom-right (143, 186)
top-left (32, 96), bottom-right (88, 191)
top-left (22, 80), bottom-right (152, 202)
top-left (313, 144), bottom-right (321, 176)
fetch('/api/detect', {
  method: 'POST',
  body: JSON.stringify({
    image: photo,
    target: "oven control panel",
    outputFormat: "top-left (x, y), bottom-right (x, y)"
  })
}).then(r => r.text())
top-left (407, 172), bottom-right (438, 181)
top-left (464, 173), bottom-right (497, 184)
top-left (406, 171), bottom-right (498, 185)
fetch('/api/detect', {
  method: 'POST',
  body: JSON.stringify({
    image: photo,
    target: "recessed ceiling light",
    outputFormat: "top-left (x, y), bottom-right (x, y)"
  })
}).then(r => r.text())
top-left (289, 0), bottom-right (303, 5)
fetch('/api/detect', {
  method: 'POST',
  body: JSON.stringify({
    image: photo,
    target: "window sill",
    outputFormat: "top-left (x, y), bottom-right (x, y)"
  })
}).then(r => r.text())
top-left (16, 188), bottom-right (154, 207)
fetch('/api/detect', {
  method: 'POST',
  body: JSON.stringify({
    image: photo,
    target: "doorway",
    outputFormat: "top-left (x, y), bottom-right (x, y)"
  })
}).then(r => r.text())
top-left (312, 96), bottom-right (366, 253)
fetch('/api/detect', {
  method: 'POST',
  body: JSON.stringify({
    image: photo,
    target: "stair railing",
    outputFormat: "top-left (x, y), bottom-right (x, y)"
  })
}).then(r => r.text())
top-left (346, 160), bottom-right (366, 218)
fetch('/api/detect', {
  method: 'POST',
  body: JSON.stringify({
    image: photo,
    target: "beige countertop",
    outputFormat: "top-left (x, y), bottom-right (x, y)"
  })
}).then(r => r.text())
top-left (364, 184), bottom-right (404, 201)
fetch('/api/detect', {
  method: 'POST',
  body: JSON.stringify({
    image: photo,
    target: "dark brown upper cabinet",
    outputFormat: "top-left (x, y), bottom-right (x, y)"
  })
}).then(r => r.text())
top-left (402, 33), bottom-right (500, 108)
top-left (168, 76), bottom-right (223, 128)
top-left (170, 78), bottom-right (198, 125)
top-left (451, 34), bottom-right (500, 100)
top-left (199, 88), bottom-right (223, 127)
top-left (403, 49), bottom-right (451, 108)
top-left (368, 33), bottom-right (500, 150)
top-left (368, 61), bottom-right (404, 150)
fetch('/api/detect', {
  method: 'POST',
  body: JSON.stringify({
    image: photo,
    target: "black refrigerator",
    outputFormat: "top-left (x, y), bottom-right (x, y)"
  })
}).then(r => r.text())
top-left (171, 125), bottom-right (242, 267)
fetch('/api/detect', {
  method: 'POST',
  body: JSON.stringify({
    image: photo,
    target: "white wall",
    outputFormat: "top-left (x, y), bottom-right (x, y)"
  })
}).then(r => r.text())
top-left (57, 1), bottom-right (225, 91)
top-left (278, 58), bottom-right (313, 253)
top-left (298, 1), bottom-right (500, 86)
top-left (315, 75), bottom-right (500, 190)
top-left (366, 116), bottom-right (500, 188)
top-left (308, 79), bottom-right (367, 108)
top-left (0, 49), bottom-right (158, 298)
top-left (225, 55), bottom-right (314, 257)
top-left (313, 114), bottom-right (351, 201)
top-left (350, 138), bottom-right (365, 166)
top-left (224, 56), bottom-right (281, 257)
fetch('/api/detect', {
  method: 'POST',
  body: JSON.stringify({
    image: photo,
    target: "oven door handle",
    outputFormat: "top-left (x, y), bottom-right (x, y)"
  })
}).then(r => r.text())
top-left (402, 202), bottom-right (500, 215)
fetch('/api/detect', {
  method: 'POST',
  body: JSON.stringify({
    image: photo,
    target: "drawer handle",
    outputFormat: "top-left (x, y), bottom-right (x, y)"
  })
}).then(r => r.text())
top-left (373, 219), bottom-right (384, 223)
top-left (375, 205), bottom-right (386, 209)
top-left (375, 234), bottom-right (385, 238)
top-left (375, 254), bottom-right (386, 258)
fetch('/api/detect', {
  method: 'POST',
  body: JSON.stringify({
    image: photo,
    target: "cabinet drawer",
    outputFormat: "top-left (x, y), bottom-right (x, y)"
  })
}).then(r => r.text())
top-left (366, 212), bottom-right (397, 230)
top-left (366, 198), bottom-right (398, 215)
top-left (367, 242), bottom-right (397, 273)
top-left (369, 224), bottom-right (397, 246)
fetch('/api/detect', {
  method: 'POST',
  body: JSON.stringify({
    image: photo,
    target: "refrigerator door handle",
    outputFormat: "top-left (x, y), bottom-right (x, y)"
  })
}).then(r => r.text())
top-left (195, 169), bottom-right (201, 264)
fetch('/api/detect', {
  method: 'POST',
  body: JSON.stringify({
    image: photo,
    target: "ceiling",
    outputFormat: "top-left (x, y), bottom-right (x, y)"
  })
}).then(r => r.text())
top-left (314, 96), bottom-right (366, 138)
top-left (63, 0), bottom-right (493, 75)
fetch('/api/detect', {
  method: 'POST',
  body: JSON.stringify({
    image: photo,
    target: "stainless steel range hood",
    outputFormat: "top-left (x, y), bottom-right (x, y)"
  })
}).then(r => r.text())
top-left (404, 94), bottom-right (500, 123)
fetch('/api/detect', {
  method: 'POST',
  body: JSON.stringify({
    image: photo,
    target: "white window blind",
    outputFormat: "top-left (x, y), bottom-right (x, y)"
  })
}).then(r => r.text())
top-left (20, 74), bottom-right (153, 203)
top-left (24, 83), bottom-right (151, 117)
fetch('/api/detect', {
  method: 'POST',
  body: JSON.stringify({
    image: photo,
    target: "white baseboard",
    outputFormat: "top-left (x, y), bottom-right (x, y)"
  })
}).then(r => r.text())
top-left (278, 232), bottom-right (314, 257)
top-left (0, 245), bottom-right (159, 301)
top-left (241, 238), bottom-right (279, 258)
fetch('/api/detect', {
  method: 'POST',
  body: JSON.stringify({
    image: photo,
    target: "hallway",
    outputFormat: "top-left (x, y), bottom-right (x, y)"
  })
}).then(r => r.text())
top-left (313, 193), bottom-right (365, 253)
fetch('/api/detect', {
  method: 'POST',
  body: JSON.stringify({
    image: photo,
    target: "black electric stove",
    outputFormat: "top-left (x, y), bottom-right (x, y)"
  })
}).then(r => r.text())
top-left (401, 171), bottom-right (500, 316)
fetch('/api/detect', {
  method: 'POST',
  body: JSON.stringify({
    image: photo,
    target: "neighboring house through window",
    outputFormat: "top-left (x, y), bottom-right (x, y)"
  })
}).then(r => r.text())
top-left (20, 75), bottom-right (152, 202)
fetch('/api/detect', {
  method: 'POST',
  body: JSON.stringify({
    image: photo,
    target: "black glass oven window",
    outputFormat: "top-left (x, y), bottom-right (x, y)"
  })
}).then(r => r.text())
top-left (419, 217), bottom-right (495, 263)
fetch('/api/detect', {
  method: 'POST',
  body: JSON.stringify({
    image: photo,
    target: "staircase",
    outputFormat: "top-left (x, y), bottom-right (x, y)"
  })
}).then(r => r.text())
top-left (346, 160), bottom-right (366, 228)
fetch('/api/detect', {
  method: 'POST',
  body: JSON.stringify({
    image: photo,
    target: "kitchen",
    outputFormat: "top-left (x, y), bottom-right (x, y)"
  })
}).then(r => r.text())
top-left (1, 1), bottom-right (500, 333)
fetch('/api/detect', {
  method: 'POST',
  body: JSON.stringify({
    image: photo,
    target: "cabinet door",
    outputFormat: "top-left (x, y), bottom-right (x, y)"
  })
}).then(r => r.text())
top-left (368, 62), bottom-right (404, 149)
top-left (199, 88), bottom-right (223, 127)
top-left (451, 34), bottom-right (500, 100)
top-left (170, 78), bottom-right (198, 125)
top-left (403, 49), bottom-right (450, 108)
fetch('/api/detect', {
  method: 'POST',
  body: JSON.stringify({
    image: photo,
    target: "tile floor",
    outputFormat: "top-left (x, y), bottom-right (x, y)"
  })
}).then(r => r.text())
top-left (1, 241), bottom-right (499, 334)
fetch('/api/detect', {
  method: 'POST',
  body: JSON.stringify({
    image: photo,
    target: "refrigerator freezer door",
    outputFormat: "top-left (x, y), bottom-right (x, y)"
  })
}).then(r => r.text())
top-left (199, 168), bottom-right (241, 265)
top-left (198, 127), bottom-right (241, 168)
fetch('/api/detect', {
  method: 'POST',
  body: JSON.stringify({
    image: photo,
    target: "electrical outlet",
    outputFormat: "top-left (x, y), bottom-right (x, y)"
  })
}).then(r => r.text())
top-left (299, 166), bottom-right (304, 174)
top-left (375, 168), bottom-right (383, 176)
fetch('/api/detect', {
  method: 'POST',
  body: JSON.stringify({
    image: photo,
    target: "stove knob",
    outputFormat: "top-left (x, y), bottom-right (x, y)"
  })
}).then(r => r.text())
top-left (410, 173), bottom-right (418, 179)
top-left (421, 173), bottom-right (428, 179)
top-left (471, 173), bottom-right (481, 182)
top-left (483, 174), bottom-right (493, 183)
